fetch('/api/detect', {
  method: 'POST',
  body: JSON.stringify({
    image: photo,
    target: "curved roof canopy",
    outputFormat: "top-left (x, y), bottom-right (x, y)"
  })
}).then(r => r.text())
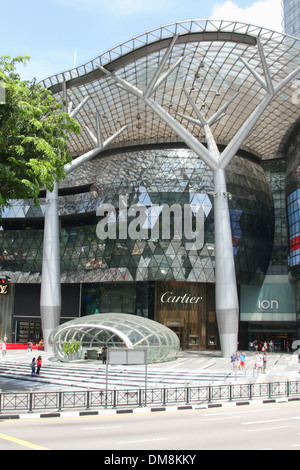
top-left (49, 313), bottom-right (180, 363)
top-left (41, 19), bottom-right (300, 161)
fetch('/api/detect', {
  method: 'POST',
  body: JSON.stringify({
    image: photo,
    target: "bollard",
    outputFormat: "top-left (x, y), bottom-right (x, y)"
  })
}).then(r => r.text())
top-left (162, 385), bottom-right (166, 406)
top-left (58, 389), bottom-right (63, 411)
top-left (86, 387), bottom-right (90, 410)
top-left (268, 381), bottom-right (271, 399)
top-left (229, 382), bottom-right (233, 401)
top-left (29, 389), bottom-right (33, 413)
top-left (249, 381), bottom-right (253, 400)
top-left (113, 387), bottom-right (117, 409)
top-left (185, 383), bottom-right (190, 405)
top-left (208, 383), bottom-right (212, 403)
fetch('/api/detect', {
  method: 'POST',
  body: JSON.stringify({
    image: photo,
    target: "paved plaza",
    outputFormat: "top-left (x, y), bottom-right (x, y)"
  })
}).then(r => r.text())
top-left (0, 349), bottom-right (299, 393)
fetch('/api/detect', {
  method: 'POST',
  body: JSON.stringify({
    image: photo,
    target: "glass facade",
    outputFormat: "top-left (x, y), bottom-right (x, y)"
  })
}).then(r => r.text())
top-left (0, 146), bottom-right (276, 351)
top-left (262, 159), bottom-right (288, 275)
top-left (283, 0), bottom-right (300, 37)
top-left (0, 148), bottom-right (274, 287)
top-left (285, 122), bottom-right (300, 279)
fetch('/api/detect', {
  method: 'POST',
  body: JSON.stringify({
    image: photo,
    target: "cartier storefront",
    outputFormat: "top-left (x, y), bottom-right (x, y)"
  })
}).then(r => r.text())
top-left (155, 281), bottom-right (218, 350)
top-left (80, 280), bottom-right (219, 351)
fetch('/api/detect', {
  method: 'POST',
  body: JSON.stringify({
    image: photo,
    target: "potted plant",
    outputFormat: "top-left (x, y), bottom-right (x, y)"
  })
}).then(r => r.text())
top-left (62, 339), bottom-right (81, 361)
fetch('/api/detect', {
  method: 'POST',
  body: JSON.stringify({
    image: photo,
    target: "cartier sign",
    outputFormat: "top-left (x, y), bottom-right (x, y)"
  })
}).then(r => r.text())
top-left (161, 291), bottom-right (202, 305)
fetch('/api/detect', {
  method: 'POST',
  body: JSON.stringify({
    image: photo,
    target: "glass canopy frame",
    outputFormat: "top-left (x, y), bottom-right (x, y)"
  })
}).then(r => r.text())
top-left (41, 19), bottom-right (300, 162)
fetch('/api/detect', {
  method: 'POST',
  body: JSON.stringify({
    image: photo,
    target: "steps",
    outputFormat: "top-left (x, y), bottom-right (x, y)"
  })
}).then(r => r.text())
top-left (0, 361), bottom-right (235, 391)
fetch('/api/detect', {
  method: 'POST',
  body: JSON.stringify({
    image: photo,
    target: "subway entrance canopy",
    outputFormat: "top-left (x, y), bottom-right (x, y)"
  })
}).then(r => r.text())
top-left (49, 313), bottom-right (180, 363)
top-left (36, 19), bottom-right (300, 358)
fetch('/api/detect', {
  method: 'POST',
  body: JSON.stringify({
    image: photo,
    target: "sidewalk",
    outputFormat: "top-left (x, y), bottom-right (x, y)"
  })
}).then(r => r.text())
top-left (0, 349), bottom-right (299, 393)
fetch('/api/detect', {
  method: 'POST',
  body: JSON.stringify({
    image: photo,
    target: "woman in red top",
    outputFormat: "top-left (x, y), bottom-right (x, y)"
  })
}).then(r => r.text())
top-left (36, 356), bottom-right (42, 376)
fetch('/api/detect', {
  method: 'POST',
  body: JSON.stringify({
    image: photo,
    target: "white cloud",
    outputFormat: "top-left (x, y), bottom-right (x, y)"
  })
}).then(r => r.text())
top-left (210, 0), bottom-right (283, 32)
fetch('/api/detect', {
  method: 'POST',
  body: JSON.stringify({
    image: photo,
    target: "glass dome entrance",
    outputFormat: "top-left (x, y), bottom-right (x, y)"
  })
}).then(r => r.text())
top-left (49, 313), bottom-right (180, 363)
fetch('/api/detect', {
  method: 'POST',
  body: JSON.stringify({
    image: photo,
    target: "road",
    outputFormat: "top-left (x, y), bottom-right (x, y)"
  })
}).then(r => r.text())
top-left (0, 401), bottom-right (299, 451)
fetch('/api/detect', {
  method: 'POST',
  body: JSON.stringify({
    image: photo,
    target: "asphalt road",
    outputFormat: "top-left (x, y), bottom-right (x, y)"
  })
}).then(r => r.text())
top-left (0, 401), bottom-right (300, 451)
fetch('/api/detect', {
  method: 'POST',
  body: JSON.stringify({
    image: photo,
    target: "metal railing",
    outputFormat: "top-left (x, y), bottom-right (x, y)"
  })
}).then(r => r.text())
top-left (0, 380), bottom-right (300, 414)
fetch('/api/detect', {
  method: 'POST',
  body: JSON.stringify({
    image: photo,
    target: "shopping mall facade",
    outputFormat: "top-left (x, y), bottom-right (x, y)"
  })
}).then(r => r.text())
top-left (1, 19), bottom-right (300, 354)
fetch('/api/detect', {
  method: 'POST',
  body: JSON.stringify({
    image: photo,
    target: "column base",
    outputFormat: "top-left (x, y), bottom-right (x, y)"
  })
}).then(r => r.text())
top-left (40, 305), bottom-right (60, 352)
top-left (216, 308), bottom-right (239, 358)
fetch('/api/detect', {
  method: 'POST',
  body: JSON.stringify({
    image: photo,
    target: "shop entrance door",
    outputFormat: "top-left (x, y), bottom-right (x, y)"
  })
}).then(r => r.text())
top-left (169, 327), bottom-right (184, 350)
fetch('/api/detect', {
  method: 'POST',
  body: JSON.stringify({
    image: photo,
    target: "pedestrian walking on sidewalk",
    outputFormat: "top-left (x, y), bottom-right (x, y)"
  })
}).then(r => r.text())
top-left (255, 353), bottom-right (263, 373)
top-left (239, 352), bottom-right (246, 370)
top-left (230, 352), bottom-right (237, 369)
top-left (36, 356), bottom-right (42, 376)
top-left (102, 346), bottom-right (107, 364)
top-left (31, 358), bottom-right (36, 377)
top-left (298, 351), bottom-right (300, 373)
top-left (1, 342), bottom-right (6, 359)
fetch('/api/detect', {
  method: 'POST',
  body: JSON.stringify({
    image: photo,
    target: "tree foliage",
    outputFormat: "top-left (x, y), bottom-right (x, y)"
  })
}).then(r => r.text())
top-left (0, 55), bottom-right (80, 209)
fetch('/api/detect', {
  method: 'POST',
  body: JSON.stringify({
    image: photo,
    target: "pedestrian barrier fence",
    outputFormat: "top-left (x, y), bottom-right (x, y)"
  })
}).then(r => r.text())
top-left (0, 380), bottom-right (300, 414)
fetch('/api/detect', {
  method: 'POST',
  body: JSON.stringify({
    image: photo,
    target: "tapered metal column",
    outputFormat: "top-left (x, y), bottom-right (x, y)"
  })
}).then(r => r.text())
top-left (203, 122), bottom-right (239, 358)
top-left (214, 169), bottom-right (239, 357)
top-left (40, 182), bottom-right (61, 350)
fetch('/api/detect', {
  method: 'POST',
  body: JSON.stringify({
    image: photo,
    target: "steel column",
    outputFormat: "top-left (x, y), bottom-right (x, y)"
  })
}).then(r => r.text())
top-left (40, 182), bottom-right (61, 350)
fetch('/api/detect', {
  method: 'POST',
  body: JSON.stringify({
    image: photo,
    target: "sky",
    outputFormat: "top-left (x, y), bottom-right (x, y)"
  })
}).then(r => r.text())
top-left (0, 0), bottom-right (283, 82)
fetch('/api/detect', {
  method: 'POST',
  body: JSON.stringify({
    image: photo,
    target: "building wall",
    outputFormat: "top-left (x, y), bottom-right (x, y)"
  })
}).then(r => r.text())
top-left (0, 145), bottom-right (275, 350)
top-left (0, 146), bottom-right (274, 286)
top-left (283, 0), bottom-right (300, 37)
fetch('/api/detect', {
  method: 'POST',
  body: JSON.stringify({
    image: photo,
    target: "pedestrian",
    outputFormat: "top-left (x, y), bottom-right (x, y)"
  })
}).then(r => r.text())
top-left (239, 352), bottom-right (246, 370)
top-left (298, 351), bottom-right (300, 374)
top-left (256, 353), bottom-right (263, 373)
top-left (269, 340), bottom-right (274, 353)
top-left (31, 358), bottom-right (36, 377)
top-left (97, 346), bottom-right (103, 361)
top-left (28, 341), bottom-right (32, 354)
top-left (1, 342), bottom-right (6, 359)
top-left (36, 356), bottom-right (42, 376)
top-left (263, 352), bottom-right (268, 373)
top-left (102, 346), bottom-right (107, 364)
top-left (230, 352), bottom-right (237, 369)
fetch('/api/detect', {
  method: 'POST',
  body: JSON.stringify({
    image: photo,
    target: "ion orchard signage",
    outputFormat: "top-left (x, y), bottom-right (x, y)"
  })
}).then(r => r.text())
top-left (160, 291), bottom-right (202, 305)
top-left (257, 299), bottom-right (279, 311)
top-left (96, 195), bottom-right (211, 251)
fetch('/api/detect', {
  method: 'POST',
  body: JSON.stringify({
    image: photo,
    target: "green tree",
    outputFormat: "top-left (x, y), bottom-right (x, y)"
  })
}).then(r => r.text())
top-left (0, 55), bottom-right (80, 209)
